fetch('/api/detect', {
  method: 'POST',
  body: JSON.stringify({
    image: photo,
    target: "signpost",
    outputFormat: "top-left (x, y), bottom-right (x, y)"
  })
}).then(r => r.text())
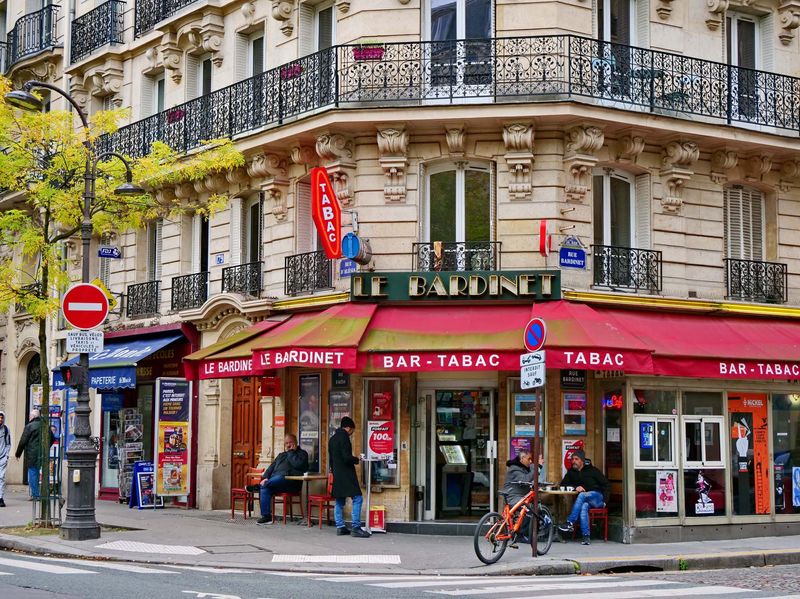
top-left (559, 236), bottom-right (586, 270)
top-left (520, 351), bottom-right (546, 390)
top-left (61, 284), bottom-right (109, 330)
top-left (66, 330), bottom-right (104, 354)
top-left (98, 246), bottom-right (122, 259)
top-left (523, 317), bottom-right (547, 353)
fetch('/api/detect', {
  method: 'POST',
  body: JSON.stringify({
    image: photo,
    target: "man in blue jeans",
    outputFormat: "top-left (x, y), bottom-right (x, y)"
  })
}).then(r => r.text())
top-left (557, 450), bottom-right (610, 545)
top-left (328, 417), bottom-right (369, 538)
top-left (252, 434), bottom-right (309, 525)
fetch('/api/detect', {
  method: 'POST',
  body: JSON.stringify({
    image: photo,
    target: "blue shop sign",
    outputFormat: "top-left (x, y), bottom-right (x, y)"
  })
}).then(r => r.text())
top-left (339, 258), bottom-right (358, 278)
top-left (559, 246), bottom-right (586, 269)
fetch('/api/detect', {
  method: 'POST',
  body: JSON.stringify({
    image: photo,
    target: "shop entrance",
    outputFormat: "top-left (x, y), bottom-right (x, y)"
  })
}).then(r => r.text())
top-left (416, 387), bottom-right (497, 521)
top-left (231, 377), bottom-right (262, 490)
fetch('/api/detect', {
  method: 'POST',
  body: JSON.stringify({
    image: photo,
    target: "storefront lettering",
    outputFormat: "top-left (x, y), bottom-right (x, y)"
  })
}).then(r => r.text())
top-left (258, 349), bottom-right (349, 368)
top-left (563, 351), bottom-right (624, 367)
top-left (381, 353), bottom-right (501, 369)
top-left (202, 358), bottom-right (253, 376)
top-left (719, 362), bottom-right (800, 377)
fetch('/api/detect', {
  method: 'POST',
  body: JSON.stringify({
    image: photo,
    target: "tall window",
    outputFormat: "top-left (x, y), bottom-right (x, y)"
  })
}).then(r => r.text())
top-left (428, 0), bottom-right (491, 41)
top-left (593, 169), bottom-right (635, 248)
top-left (724, 185), bottom-right (764, 261)
top-left (315, 3), bottom-right (334, 51)
top-left (726, 12), bottom-right (774, 119)
top-left (192, 214), bottom-right (210, 273)
top-left (427, 162), bottom-right (492, 243)
top-left (249, 34), bottom-right (264, 76)
top-left (98, 233), bottom-right (112, 288)
top-left (244, 195), bottom-right (263, 264)
top-left (143, 74), bottom-right (165, 117)
top-left (147, 219), bottom-right (162, 282)
top-left (726, 12), bottom-right (758, 70)
top-left (186, 56), bottom-right (212, 100)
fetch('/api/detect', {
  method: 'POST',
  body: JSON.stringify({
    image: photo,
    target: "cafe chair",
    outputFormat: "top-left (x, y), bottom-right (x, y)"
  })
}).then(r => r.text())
top-left (230, 487), bottom-right (250, 519)
top-left (307, 472), bottom-right (335, 528)
top-left (573, 506), bottom-right (609, 541)
top-left (272, 491), bottom-right (304, 524)
top-left (245, 467), bottom-right (265, 514)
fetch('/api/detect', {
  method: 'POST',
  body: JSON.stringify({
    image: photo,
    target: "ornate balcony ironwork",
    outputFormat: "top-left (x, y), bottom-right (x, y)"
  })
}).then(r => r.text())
top-left (412, 241), bottom-right (501, 272)
top-left (134, 0), bottom-right (200, 38)
top-left (4, 5), bottom-right (59, 71)
top-left (70, 0), bottom-right (125, 63)
top-left (592, 245), bottom-right (662, 293)
top-left (222, 261), bottom-right (261, 297)
top-left (171, 271), bottom-right (208, 311)
top-left (99, 35), bottom-right (800, 158)
top-left (126, 280), bottom-right (160, 317)
top-left (725, 258), bottom-right (787, 304)
top-left (285, 251), bottom-right (332, 297)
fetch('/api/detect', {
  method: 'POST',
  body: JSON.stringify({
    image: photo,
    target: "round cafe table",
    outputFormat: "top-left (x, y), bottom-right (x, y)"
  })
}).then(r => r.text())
top-left (538, 489), bottom-right (579, 542)
top-left (285, 474), bottom-right (328, 525)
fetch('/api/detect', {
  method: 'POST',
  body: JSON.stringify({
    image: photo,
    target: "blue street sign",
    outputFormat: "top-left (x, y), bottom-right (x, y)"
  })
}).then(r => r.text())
top-left (559, 246), bottom-right (586, 269)
top-left (339, 258), bottom-right (358, 278)
top-left (342, 232), bottom-right (361, 260)
top-left (98, 246), bottom-right (122, 259)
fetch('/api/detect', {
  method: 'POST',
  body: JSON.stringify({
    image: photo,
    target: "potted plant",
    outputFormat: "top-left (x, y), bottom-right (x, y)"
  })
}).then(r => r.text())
top-left (280, 63), bottom-right (303, 80)
top-left (352, 40), bottom-right (386, 61)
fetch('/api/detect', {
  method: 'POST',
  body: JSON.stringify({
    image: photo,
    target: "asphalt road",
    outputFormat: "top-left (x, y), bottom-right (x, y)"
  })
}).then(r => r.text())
top-left (0, 551), bottom-right (798, 599)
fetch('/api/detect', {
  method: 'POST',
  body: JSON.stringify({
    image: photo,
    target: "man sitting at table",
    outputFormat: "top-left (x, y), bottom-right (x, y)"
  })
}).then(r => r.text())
top-left (557, 450), bottom-right (610, 545)
top-left (249, 434), bottom-right (309, 525)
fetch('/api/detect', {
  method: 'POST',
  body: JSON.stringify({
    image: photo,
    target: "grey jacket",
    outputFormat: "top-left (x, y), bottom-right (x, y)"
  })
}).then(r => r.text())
top-left (502, 460), bottom-right (535, 506)
top-left (0, 411), bottom-right (10, 462)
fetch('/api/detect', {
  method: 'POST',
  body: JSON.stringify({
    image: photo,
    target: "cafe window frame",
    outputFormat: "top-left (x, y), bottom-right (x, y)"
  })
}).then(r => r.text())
top-left (681, 416), bottom-right (726, 469)
top-left (362, 377), bottom-right (401, 488)
top-left (633, 414), bottom-right (677, 469)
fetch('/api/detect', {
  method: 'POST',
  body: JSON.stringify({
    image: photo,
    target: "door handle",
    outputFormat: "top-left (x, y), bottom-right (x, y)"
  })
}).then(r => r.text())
top-left (233, 451), bottom-right (246, 458)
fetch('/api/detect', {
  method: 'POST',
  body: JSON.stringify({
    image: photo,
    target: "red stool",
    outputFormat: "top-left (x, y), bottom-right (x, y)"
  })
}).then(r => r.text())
top-left (272, 492), bottom-right (303, 523)
top-left (307, 473), bottom-right (335, 528)
top-left (231, 488), bottom-right (251, 519)
top-left (573, 507), bottom-right (609, 541)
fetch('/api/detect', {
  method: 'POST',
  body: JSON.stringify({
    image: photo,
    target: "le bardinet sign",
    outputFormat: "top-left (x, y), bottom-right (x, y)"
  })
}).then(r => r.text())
top-left (351, 270), bottom-right (561, 302)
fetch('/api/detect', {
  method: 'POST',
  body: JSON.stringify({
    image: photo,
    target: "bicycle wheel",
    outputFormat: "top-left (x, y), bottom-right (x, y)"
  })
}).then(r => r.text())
top-left (474, 511), bottom-right (509, 565)
top-left (534, 504), bottom-right (555, 556)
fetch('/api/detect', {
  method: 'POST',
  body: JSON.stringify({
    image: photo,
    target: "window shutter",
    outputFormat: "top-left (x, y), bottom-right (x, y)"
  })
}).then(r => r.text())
top-left (745, 187), bottom-right (764, 261)
top-left (634, 173), bottom-right (651, 248)
top-left (316, 6), bottom-right (334, 50)
top-left (141, 77), bottom-right (153, 118)
top-left (299, 3), bottom-right (315, 57)
top-left (155, 220), bottom-right (163, 281)
top-left (185, 55), bottom-right (199, 100)
top-left (419, 162), bottom-right (428, 241)
top-left (148, 220), bottom-right (163, 281)
top-left (99, 233), bottom-right (111, 287)
top-left (635, 0), bottom-right (649, 48)
top-left (229, 197), bottom-right (243, 265)
top-left (490, 162), bottom-right (497, 241)
top-left (235, 34), bottom-right (249, 81)
top-left (296, 180), bottom-right (313, 253)
top-left (759, 13), bottom-right (774, 71)
top-left (593, 0), bottom-right (600, 39)
top-left (724, 186), bottom-right (743, 259)
top-left (257, 193), bottom-right (264, 262)
top-left (191, 214), bottom-right (202, 273)
top-left (252, 36), bottom-right (265, 75)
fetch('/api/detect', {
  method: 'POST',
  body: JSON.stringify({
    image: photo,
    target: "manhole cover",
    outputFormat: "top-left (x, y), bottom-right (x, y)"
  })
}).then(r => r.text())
top-left (197, 544), bottom-right (270, 554)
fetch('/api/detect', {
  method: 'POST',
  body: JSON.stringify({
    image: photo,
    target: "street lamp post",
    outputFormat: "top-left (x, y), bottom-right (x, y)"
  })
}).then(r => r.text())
top-left (5, 80), bottom-right (144, 540)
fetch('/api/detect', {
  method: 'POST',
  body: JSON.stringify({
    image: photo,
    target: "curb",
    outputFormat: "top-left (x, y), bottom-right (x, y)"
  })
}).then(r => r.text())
top-left (574, 549), bottom-right (800, 575)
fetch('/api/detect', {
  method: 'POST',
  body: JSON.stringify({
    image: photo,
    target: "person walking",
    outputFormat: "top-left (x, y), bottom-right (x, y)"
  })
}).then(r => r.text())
top-left (15, 409), bottom-right (50, 500)
top-left (0, 411), bottom-right (11, 507)
top-left (328, 416), bottom-right (369, 538)
top-left (252, 434), bottom-right (309, 525)
top-left (557, 450), bottom-right (610, 545)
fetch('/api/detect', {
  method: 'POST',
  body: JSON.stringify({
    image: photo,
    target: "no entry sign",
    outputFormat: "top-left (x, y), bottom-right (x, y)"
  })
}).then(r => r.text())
top-left (62, 283), bottom-right (109, 330)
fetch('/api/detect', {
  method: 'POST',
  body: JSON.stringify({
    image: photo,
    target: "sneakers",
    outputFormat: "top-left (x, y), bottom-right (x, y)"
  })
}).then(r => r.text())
top-left (0, 498), bottom-right (5, 507)
top-left (336, 527), bottom-right (351, 536)
top-left (581, 536), bottom-right (591, 546)
top-left (245, 484), bottom-right (261, 493)
top-left (351, 527), bottom-right (371, 538)
top-left (557, 521), bottom-right (574, 534)
top-left (256, 516), bottom-right (273, 525)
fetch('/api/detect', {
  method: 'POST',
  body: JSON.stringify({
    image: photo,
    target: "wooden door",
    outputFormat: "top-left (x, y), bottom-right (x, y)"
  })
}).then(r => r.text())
top-left (231, 377), bottom-right (258, 490)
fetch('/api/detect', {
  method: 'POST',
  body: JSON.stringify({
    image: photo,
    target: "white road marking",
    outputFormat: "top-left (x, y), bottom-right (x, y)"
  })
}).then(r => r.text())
top-left (166, 565), bottom-right (255, 574)
top-left (33, 556), bottom-right (174, 574)
top-left (500, 586), bottom-right (755, 598)
top-left (67, 302), bottom-right (103, 311)
top-left (96, 540), bottom-right (206, 555)
top-left (271, 554), bottom-right (401, 564)
top-left (181, 592), bottom-right (240, 599)
top-left (0, 556), bottom-right (96, 575)
top-left (427, 580), bottom-right (679, 595)
top-left (372, 576), bottom-right (642, 589)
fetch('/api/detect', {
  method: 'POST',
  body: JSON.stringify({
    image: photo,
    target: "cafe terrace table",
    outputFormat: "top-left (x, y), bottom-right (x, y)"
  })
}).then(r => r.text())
top-left (539, 489), bottom-right (579, 542)
top-left (285, 474), bottom-right (328, 525)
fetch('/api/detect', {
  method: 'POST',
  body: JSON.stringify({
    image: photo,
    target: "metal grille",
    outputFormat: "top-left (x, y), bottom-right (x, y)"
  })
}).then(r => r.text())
top-left (171, 271), bottom-right (208, 311)
top-left (70, 0), bottom-right (125, 63)
top-left (592, 245), bottom-right (662, 293)
top-left (412, 241), bottom-right (500, 272)
top-left (5, 5), bottom-right (59, 70)
top-left (725, 258), bottom-right (787, 304)
top-left (134, 0), bottom-right (201, 38)
top-left (222, 262), bottom-right (261, 297)
top-left (126, 280), bottom-right (161, 317)
top-left (284, 251), bottom-right (332, 297)
top-left (99, 34), bottom-right (800, 158)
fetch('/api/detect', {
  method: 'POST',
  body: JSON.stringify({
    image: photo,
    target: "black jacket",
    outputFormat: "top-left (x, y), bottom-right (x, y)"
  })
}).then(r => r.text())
top-left (15, 418), bottom-right (51, 469)
top-left (560, 463), bottom-right (610, 503)
top-left (263, 448), bottom-right (309, 491)
top-left (328, 427), bottom-right (361, 498)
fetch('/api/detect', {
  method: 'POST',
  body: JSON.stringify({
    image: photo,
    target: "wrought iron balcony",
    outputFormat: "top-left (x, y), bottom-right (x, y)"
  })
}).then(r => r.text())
top-left (99, 34), bottom-right (800, 158)
top-left (4, 5), bottom-right (59, 71)
top-left (126, 280), bottom-right (160, 318)
top-left (592, 245), bottom-right (662, 293)
top-left (725, 258), bottom-right (788, 304)
top-left (171, 271), bottom-right (208, 311)
top-left (134, 0), bottom-right (199, 38)
top-left (285, 251), bottom-right (332, 297)
top-left (70, 0), bottom-right (125, 63)
top-left (412, 241), bottom-right (501, 272)
top-left (222, 261), bottom-right (261, 297)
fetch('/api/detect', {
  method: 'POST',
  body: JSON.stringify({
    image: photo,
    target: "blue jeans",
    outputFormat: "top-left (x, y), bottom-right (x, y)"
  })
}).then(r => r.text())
top-left (258, 475), bottom-right (299, 518)
top-left (27, 466), bottom-right (40, 498)
top-left (334, 495), bottom-right (363, 529)
top-left (567, 490), bottom-right (604, 536)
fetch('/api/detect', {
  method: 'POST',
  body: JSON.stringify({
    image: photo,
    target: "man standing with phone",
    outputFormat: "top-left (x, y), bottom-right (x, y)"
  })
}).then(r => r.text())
top-left (329, 417), bottom-right (370, 538)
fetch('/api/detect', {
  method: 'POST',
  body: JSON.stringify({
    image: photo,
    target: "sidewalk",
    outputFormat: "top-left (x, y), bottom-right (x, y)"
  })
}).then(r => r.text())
top-left (1, 485), bottom-right (799, 576)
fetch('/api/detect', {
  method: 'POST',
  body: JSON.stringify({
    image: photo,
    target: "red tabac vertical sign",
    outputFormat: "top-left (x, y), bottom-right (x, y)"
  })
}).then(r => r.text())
top-left (311, 167), bottom-right (342, 259)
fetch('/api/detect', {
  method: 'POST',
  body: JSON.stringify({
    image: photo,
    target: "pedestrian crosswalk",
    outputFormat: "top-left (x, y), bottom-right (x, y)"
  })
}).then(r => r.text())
top-left (0, 554), bottom-right (254, 577)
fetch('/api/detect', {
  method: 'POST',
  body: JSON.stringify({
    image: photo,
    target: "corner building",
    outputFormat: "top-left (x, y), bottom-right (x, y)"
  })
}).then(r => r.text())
top-left (3, 0), bottom-right (800, 542)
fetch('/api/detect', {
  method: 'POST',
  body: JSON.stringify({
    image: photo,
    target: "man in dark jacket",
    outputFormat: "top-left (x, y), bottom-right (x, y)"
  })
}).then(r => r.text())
top-left (328, 417), bottom-right (369, 538)
top-left (557, 450), bottom-right (610, 545)
top-left (502, 451), bottom-right (544, 544)
top-left (254, 434), bottom-right (309, 525)
top-left (15, 409), bottom-right (50, 500)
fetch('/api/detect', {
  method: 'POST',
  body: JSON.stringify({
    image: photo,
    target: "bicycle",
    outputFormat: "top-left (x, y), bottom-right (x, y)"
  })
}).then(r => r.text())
top-left (473, 481), bottom-right (554, 564)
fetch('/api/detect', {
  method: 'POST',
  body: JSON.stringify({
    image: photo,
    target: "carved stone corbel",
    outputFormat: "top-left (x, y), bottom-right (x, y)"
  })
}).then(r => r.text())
top-left (656, 0), bottom-right (674, 19)
top-left (563, 125), bottom-right (604, 203)
top-left (69, 84), bottom-right (90, 113)
top-left (706, 0), bottom-right (729, 31)
top-left (143, 47), bottom-right (163, 76)
top-left (660, 141), bottom-right (698, 213)
top-left (780, 1), bottom-right (800, 45)
top-left (779, 160), bottom-right (800, 192)
top-left (336, 0), bottom-right (351, 13)
top-left (502, 123), bottom-right (534, 201)
top-left (184, 15), bottom-right (225, 67)
top-left (248, 153), bottom-right (290, 219)
top-left (377, 125), bottom-right (409, 203)
top-left (290, 145), bottom-right (319, 167)
top-left (742, 154), bottom-right (772, 182)
top-left (710, 149), bottom-right (738, 184)
top-left (613, 135), bottom-right (645, 164)
top-left (87, 62), bottom-right (124, 107)
top-left (263, 179), bottom-right (290, 220)
top-left (161, 33), bottom-right (183, 83)
top-left (12, 61), bottom-right (57, 88)
top-left (174, 182), bottom-right (195, 200)
top-left (240, 1), bottom-right (257, 28)
top-left (445, 126), bottom-right (465, 158)
top-left (316, 132), bottom-right (356, 206)
top-left (226, 167), bottom-right (251, 188)
top-left (272, 0), bottom-right (296, 36)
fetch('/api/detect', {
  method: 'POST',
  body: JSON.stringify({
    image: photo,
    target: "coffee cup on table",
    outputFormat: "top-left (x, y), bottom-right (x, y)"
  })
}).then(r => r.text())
top-left (566, 486), bottom-right (575, 491)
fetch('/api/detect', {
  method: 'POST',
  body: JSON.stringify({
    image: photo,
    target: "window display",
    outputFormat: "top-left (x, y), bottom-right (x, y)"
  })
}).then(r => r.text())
top-left (728, 393), bottom-right (770, 515)
top-left (299, 374), bottom-right (321, 473)
top-left (772, 394), bottom-right (800, 515)
top-left (364, 379), bottom-right (400, 487)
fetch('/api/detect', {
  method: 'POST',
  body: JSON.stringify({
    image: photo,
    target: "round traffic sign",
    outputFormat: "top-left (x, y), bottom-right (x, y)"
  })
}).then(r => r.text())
top-left (62, 283), bottom-right (109, 330)
top-left (523, 317), bottom-right (547, 352)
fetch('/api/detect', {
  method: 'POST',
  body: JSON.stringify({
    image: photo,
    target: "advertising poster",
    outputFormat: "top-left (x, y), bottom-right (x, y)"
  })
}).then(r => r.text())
top-left (794, 467), bottom-right (800, 508)
top-left (299, 374), bottom-right (321, 472)
top-left (370, 391), bottom-right (394, 420)
top-left (328, 390), bottom-right (352, 441)
top-left (155, 378), bottom-right (191, 497)
top-left (367, 420), bottom-right (395, 461)
top-left (728, 393), bottom-right (770, 514)
top-left (513, 394), bottom-right (542, 437)
top-left (563, 392), bottom-right (587, 436)
top-left (656, 470), bottom-right (678, 512)
top-left (137, 471), bottom-right (155, 508)
top-left (561, 439), bottom-right (585, 477)
top-left (510, 437), bottom-right (532, 459)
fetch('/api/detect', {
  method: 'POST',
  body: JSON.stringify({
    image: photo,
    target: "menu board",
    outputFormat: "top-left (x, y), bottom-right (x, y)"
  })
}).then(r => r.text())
top-left (154, 378), bottom-right (192, 497)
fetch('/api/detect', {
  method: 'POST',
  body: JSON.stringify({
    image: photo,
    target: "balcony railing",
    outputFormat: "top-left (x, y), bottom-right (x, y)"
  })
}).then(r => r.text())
top-left (592, 245), bottom-right (662, 293)
top-left (134, 0), bottom-right (198, 38)
top-left (725, 258), bottom-right (788, 304)
top-left (99, 34), bottom-right (800, 158)
top-left (171, 271), bottom-right (208, 311)
top-left (222, 261), bottom-right (261, 297)
top-left (70, 0), bottom-right (125, 63)
top-left (126, 280), bottom-right (160, 317)
top-left (285, 251), bottom-right (332, 297)
top-left (4, 5), bottom-right (59, 71)
top-left (412, 241), bottom-right (501, 272)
